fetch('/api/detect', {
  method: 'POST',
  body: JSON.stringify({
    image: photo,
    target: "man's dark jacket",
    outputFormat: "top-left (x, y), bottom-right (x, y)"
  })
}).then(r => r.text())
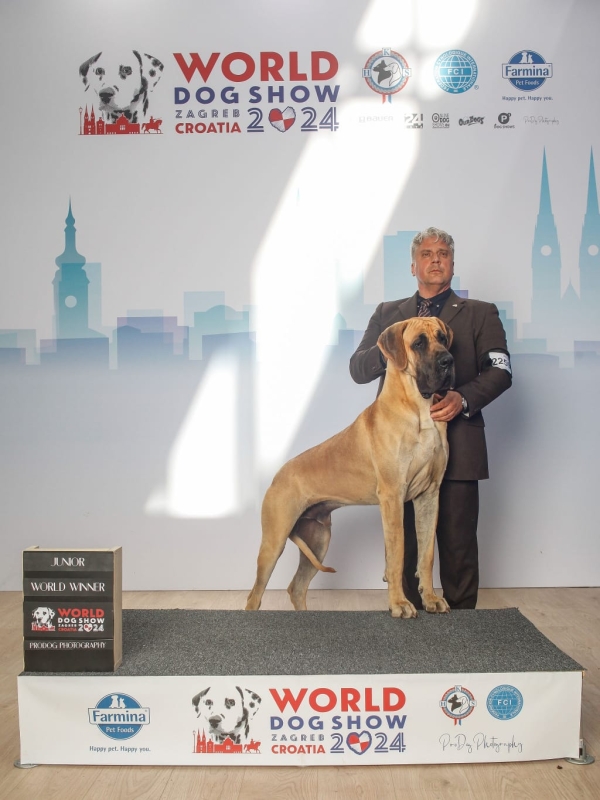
top-left (349, 290), bottom-right (512, 480)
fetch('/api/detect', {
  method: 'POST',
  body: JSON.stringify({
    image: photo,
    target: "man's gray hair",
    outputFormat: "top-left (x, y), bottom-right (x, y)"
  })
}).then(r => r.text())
top-left (410, 227), bottom-right (455, 262)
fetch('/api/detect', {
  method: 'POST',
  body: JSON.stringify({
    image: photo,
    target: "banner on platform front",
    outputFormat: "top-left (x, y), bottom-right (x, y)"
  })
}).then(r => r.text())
top-left (18, 671), bottom-right (582, 766)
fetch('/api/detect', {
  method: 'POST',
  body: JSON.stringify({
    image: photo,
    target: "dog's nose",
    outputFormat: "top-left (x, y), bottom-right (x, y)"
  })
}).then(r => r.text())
top-left (99, 89), bottom-right (115, 103)
top-left (438, 354), bottom-right (454, 370)
top-left (208, 715), bottom-right (222, 727)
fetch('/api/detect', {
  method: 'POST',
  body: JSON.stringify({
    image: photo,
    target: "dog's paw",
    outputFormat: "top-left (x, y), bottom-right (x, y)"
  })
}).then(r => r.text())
top-left (389, 601), bottom-right (418, 619)
top-left (422, 594), bottom-right (450, 614)
top-left (245, 593), bottom-right (262, 611)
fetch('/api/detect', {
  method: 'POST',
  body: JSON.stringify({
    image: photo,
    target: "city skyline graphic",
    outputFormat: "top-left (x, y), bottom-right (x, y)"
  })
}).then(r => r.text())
top-left (1, 147), bottom-right (599, 372)
top-left (79, 105), bottom-right (164, 136)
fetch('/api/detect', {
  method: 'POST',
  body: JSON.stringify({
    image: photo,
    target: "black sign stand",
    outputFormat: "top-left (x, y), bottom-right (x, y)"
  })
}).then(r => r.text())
top-left (22, 547), bottom-right (122, 672)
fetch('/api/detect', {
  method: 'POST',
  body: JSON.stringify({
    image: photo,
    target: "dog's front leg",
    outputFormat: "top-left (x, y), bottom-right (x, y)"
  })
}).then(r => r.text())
top-left (413, 490), bottom-right (450, 614)
top-left (378, 488), bottom-right (417, 619)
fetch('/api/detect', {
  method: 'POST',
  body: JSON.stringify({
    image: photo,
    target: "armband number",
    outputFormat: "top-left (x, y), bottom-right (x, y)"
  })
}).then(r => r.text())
top-left (488, 351), bottom-right (512, 374)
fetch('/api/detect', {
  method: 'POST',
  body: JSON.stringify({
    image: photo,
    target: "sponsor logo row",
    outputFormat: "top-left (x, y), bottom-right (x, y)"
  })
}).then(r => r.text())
top-left (359, 112), bottom-right (559, 130)
top-left (364, 48), bottom-right (553, 99)
top-left (84, 683), bottom-right (524, 760)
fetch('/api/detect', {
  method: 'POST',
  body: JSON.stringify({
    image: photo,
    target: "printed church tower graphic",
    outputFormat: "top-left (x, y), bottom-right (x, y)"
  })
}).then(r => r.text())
top-left (44, 201), bottom-right (108, 369)
top-left (526, 148), bottom-right (600, 348)
top-left (53, 200), bottom-right (91, 338)
top-left (529, 149), bottom-right (562, 335)
top-left (579, 150), bottom-right (600, 337)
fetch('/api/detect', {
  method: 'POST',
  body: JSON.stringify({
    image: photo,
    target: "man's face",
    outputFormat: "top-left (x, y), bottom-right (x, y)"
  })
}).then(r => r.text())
top-left (411, 236), bottom-right (454, 297)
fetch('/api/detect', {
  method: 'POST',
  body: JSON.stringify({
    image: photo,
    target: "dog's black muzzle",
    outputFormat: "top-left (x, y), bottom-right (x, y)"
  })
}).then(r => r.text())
top-left (417, 352), bottom-right (455, 399)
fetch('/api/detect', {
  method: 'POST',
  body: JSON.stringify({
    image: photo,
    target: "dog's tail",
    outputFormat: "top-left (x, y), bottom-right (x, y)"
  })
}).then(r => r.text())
top-left (289, 534), bottom-right (336, 573)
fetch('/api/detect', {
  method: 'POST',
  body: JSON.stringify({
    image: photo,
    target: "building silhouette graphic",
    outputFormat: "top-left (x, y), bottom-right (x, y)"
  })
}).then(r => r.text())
top-left (579, 150), bottom-right (600, 336)
top-left (529, 149), bottom-right (562, 334)
top-left (40, 201), bottom-right (110, 367)
top-left (193, 730), bottom-right (243, 754)
top-left (1, 149), bottom-right (599, 373)
top-left (383, 230), bottom-right (419, 301)
top-left (524, 148), bottom-right (600, 350)
top-left (81, 106), bottom-right (142, 135)
top-left (53, 200), bottom-right (91, 339)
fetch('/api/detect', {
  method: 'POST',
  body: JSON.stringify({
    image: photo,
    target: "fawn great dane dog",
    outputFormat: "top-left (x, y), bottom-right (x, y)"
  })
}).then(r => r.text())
top-left (246, 317), bottom-right (455, 618)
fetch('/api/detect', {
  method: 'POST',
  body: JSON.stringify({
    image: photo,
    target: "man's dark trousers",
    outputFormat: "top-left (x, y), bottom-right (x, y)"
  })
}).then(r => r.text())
top-left (402, 480), bottom-right (480, 610)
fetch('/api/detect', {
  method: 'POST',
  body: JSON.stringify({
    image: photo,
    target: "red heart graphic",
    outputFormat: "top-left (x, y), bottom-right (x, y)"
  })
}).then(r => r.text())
top-left (268, 107), bottom-right (296, 132)
top-left (346, 731), bottom-right (372, 754)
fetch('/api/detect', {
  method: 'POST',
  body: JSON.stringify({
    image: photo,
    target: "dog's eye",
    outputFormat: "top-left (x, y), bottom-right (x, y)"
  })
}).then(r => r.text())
top-left (119, 65), bottom-right (133, 78)
top-left (94, 68), bottom-right (105, 77)
top-left (225, 698), bottom-right (236, 709)
top-left (204, 699), bottom-right (213, 707)
top-left (411, 335), bottom-right (427, 351)
top-left (437, 333), bottom-right (448, 346)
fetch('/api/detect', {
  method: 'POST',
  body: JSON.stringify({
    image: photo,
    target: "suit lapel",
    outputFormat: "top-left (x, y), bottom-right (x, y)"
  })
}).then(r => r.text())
top-left (440, 290), bottom-right (465, 325)
top-left (396, 294), bottom-right (418, 320)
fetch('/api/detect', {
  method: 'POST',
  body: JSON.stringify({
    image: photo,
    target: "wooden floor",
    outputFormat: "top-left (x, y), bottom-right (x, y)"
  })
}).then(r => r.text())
top-left (1, 588), bottom-right (598, 799)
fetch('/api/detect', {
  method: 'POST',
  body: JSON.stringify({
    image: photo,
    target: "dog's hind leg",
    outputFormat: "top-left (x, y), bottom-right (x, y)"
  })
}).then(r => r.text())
top-left (245, 489), bottom-right (305, 611)
top-left (287, 510), bottom-right (333, 610)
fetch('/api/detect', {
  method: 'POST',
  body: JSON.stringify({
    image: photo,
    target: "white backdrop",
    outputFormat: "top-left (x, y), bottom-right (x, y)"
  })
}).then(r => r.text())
top-left (1, 0), bottom-right (599, 591)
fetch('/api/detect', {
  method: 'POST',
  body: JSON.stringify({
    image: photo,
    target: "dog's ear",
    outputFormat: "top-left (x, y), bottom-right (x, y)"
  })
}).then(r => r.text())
top-left (139, 52), bottom-right (164, 90)
top-left (378, 322), bottom-right (408, 370)
top-left (237, 687), bottom-right (262, 719)
top-left (79, 53), bottom-right (102, 87)
top-left (438, 319), bottom-right (453, 349)
top-left (192, 687), bottom-right (210, 712)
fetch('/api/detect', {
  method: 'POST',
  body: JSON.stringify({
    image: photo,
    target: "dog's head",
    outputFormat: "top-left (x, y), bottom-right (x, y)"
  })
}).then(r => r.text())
top-left (378, 317), bottom-right (454, 398)
top-left (192, 686), bottom-right (262, 739)
top-left (79, 50), bottom-right (164, 119)
top-left (32, 607), bottom-right (55, 626)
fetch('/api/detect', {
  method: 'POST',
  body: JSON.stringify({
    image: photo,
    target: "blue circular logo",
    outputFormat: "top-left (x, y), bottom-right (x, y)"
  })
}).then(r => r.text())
top-left (88, 692), bottom-right (150, 740)
top-left (486, 685), bottom-right (523, 720)
top-left (434, 50), bottom-right (478, 94)
top-left (503, 51), bottom-right (552, 92)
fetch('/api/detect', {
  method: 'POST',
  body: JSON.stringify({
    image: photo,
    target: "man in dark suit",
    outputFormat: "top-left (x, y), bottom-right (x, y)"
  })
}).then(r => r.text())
top-left (349, 227), bottom-right (512, 609)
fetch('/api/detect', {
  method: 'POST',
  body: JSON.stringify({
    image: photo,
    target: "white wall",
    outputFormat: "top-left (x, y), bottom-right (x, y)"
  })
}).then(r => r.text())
top-left (1, 0), bottom-right (598, 591)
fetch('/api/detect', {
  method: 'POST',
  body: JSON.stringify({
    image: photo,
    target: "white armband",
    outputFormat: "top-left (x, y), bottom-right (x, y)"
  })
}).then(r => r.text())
top-left (488, 351), bottom-right (512, 374)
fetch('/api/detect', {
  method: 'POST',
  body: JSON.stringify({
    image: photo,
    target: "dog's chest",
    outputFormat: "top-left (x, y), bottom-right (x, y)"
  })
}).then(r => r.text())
top-left (423, 423), bottom-right (445, 453)
top-left (405, 426), bottom-right (448, 497)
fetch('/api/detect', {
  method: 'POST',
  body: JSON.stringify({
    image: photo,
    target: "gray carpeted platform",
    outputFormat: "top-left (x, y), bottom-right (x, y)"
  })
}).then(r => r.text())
top-left (25, 608), bottom-right (583, 676)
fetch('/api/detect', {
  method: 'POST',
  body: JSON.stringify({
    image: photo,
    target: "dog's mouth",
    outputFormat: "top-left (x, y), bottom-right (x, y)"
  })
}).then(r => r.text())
top-left (420, 388), bottom-right (449, 400)
top-left (417, 358), bottom-right (455, 399)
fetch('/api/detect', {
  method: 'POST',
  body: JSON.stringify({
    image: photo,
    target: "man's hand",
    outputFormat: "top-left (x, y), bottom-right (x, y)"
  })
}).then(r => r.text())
top-left (430, 390), bottom-right (463, 422)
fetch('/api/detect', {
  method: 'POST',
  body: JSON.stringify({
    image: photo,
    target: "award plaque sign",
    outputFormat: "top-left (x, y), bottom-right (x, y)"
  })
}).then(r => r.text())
top-left (22, 547), bottom-right (122, 672)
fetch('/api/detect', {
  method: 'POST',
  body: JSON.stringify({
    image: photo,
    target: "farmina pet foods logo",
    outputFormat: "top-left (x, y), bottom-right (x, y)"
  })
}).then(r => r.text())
top-left (434, 50), bottom-right (478, 94)
top-left (89, 693), bottom-right (150, 740)
top-left (502, 50), bottom-right (553, 92)
top-left (363, 49), bottom-right (411, 102)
